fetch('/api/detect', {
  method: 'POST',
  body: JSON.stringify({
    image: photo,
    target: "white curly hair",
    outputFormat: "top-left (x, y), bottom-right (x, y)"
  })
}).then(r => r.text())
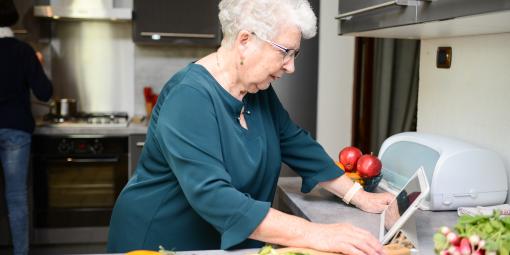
top-left (218, 0), bottom-right (317, 46)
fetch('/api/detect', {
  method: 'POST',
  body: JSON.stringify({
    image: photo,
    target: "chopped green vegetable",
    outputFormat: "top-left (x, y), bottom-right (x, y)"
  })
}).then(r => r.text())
top-left (258, 245), bottom-right (278, 255)
top-left (256, 245), bottom-right (310, 255)
top-left (158, 245), bottom-right (176, 255)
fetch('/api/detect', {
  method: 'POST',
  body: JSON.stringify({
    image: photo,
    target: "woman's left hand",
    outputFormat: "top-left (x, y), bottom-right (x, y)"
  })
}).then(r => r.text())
top-left (352, 190), bottom-right (394, 213)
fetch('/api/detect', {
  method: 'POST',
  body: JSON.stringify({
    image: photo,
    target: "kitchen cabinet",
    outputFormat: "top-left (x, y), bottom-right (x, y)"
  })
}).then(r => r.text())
top-left (132, 0), bottom-right (221, 46)
top-left (337, 0), bottom-right (419, 35)
top-left (12, 0), bottom-right (51, 43)
top-left (337, 0), bottom-right (510, 39)
top-left (417, 0), bottom-right (510, 23)
top-left (128, 134), bottom-right (146, 177)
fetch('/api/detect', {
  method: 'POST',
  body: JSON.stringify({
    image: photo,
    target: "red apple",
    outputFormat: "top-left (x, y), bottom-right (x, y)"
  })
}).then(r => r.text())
top-left (339, 146), bottom-right (362, 172)
top-left (356, 154), bottom-right (382, 178)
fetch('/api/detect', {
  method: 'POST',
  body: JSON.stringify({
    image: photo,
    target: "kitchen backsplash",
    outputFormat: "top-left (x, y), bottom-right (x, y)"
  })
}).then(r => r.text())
top-left (32, 20), bottom-right (215, 118)
top-left (134, 45), bottom-right (214, 116)
top-left (49, 20), bottom-right (135, 116)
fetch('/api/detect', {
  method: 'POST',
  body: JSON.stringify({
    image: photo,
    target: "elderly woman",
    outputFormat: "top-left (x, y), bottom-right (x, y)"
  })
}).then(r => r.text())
top-left (107, 0), bottom-right (393, 254)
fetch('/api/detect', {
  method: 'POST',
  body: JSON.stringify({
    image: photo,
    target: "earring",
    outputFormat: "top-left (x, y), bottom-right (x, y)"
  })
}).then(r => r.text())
top-left (240, 59), bottom-right (244, 65)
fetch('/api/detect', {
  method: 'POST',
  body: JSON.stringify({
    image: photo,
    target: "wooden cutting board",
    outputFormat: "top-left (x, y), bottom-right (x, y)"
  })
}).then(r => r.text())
top-left (275, 247), bottom-right (340, 254)
top-left (246, 247), bottom-right (340, 255)
top-left (248, 245), bottom-right (410, 255)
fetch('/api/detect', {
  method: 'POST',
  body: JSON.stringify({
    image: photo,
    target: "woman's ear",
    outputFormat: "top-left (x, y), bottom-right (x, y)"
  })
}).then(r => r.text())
top-left (235, 30), bottom-right (253, 52)
top-left (235, 30), bottom-right (258, 65)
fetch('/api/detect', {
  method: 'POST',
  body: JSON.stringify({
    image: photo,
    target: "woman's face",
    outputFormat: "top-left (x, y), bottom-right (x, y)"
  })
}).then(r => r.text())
top-left (241, 25), bottom-right (302, 93)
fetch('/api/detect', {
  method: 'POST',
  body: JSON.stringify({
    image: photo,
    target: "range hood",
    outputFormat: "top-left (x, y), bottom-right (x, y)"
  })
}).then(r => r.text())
top-left (34, 0), bottom-right (132, 21)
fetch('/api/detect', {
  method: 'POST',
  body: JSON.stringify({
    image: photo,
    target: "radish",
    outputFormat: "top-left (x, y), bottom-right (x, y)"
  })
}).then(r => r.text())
top-left (459, 238), bottom-right (471, 255)
top-left (440, 226), bottom-right (451, 235)
top-left (477, 240), bottom-right (486, 249)
top-left (447, 232), bottom-right (461, 246)
top-left (472, 250), bottom-right (485, 255)
top-left (469, 235), bottom-right (480, 246)
top-left (448, 246), bottom-right (461, 255)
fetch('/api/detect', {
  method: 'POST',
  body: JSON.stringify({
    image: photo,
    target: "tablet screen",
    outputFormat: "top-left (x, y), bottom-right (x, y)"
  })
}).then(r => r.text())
top-left (382, 173), bottom-right (422, 237)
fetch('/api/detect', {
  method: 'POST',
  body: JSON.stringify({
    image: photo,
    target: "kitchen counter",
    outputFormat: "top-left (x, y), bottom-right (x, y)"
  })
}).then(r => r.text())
top-left (89, 249), bottom-right (259, 255)
top-left (34, 122), bottom-right (148, 136)
top-left (156, 249), bottom-right (259, 255)
top-left (85, 177), bottom-right (458, 255)
top-left (276, 177), bottom-right (459, 255)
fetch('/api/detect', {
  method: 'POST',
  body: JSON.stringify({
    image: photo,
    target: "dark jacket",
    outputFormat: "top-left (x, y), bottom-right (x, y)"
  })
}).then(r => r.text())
top-left (0, 36), bottom-right (52, 133)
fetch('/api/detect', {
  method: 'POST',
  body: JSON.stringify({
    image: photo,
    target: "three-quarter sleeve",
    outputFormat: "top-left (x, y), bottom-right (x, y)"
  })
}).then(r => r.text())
top-left (155, 84), bottom-right (270, 249)
top-left (267, 87), bottom-right (343, 193)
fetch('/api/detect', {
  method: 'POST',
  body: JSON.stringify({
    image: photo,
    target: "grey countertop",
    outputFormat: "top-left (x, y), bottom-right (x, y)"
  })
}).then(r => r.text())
top-left (84, 177), bottom-right (458, 255)
top-left (34, 122), bottom-right (148, 136)
top-left (105, 177), bottom-right (457, 255)
top-left (276, 177), bottom-right (459, 255)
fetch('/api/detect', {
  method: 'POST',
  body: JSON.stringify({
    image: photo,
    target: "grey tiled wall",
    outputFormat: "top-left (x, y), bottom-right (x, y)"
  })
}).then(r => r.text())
top-left (134, 45), bottom-right (215, 116)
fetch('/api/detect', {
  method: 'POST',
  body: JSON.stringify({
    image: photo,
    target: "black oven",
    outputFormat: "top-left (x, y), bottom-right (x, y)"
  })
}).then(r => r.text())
top-left (31, 135), bottom-right (128, 243)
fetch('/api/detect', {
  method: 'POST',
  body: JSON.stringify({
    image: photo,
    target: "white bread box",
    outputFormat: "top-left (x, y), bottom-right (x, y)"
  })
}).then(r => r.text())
top-left (377, 132), bottom-right (507, 211)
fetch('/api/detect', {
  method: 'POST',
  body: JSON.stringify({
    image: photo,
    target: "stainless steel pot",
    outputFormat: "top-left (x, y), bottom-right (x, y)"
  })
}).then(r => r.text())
top-left (50, 98), bottom-right (77, 117)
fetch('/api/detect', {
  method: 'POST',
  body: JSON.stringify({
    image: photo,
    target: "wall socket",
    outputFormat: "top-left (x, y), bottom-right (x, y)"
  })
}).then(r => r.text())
top-left (437, 47), bottom-right (452, 69)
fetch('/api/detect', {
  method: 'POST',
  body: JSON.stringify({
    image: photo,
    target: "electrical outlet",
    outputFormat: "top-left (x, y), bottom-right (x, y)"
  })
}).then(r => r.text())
top-left (436, 47), bottom-right (452, 69)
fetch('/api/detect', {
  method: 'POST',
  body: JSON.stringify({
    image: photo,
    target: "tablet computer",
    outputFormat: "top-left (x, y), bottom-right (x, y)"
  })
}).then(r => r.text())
top-left (379, 167), bottom-right (430, 245)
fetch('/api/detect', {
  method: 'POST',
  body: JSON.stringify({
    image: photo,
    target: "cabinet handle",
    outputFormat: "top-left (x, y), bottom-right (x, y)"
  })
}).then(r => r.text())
top-left (336, 0), bottom-right (435, 20)
top-left (13, 29), bottom-right (28, 34)
top-left (136, 142), bottom-right (145, 147)
top-left (140, 32), bottom-right (216, 39)
top-left (49, 157), bottom-right (119, 163)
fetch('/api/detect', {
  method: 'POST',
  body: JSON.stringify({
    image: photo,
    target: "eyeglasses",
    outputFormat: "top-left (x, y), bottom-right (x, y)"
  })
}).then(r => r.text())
top-left (252, 32), bottom-right (300, 64)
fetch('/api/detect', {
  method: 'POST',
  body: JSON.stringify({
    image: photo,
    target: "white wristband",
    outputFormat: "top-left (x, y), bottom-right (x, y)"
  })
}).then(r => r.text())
top-left (342, 182), bottom-right (363, 205)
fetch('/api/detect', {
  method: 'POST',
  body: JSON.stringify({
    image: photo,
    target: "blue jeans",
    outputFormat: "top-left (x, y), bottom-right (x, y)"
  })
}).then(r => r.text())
top-left (0, 129), bottom-right (31, 255)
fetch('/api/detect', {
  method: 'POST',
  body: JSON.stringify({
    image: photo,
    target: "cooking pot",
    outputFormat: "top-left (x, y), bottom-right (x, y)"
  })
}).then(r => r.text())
top-left (50, 98), bottom-right (78, 117)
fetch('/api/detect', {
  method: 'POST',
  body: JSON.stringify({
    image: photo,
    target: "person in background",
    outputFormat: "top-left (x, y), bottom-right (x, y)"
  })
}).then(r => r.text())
top-left (108, 0), bottom-right (393, 254)
top-left (0, 0), bottom-right (53, 254)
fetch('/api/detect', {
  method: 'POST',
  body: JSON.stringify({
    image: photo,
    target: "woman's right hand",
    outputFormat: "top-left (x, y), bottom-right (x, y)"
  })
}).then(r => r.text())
top-left (36, 51), bottom-right (44, 64)
top-left (305, 222), bottom-right (384, 255)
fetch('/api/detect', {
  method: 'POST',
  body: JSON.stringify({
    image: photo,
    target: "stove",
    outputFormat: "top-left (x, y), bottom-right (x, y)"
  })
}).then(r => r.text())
top-left (43, 112), bottom-right (129, 128)
top-left (31, 135), bottom-right (129, 244)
